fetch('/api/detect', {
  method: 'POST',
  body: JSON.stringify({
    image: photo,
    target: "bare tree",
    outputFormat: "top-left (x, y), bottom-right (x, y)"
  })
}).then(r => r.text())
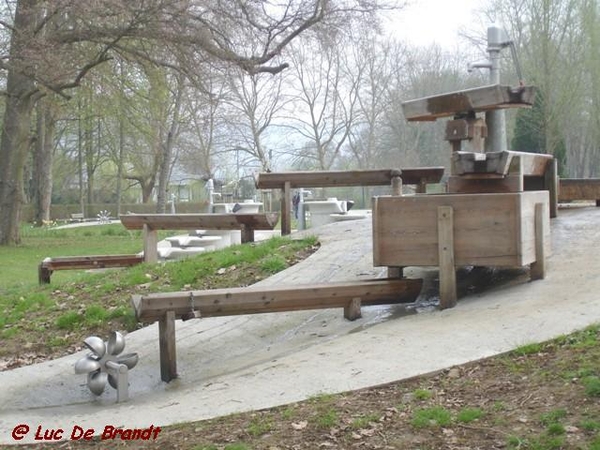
top-left (0, 0), bottom-right (383, 244)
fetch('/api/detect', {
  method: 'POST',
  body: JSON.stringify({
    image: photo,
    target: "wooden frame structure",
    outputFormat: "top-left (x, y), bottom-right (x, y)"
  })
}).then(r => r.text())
top-left (38, 254), bottom-right (143, 284)
top-left (132, 278), bottom-right (423, 382)
top-left (255, 168), bottom-right (445, 235)
top-left (120, 213), bottom-right (279, 263)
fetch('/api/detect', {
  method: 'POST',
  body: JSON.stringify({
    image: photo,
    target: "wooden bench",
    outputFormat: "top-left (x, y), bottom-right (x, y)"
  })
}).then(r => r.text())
top-left (119, 213), bottom-right (280, 263)
top-left (559, 179), bottom-right (600, 206)
top-left (132, 278), bottom-right (423, 382)
top-left (255, 168), bottom-right (445, 235)
top-left (69, 213), bottom-right (84, 222)
top-left (38, 254), bottom-right (144, 284)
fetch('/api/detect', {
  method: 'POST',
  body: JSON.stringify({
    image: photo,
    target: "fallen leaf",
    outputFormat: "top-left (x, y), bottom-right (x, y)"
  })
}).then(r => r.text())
top-left (291, 421), bottom-right (308, 430)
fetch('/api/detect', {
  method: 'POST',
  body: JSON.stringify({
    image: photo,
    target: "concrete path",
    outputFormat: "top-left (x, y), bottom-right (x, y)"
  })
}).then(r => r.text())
top-left (1, 206), bottom-right (599, 444)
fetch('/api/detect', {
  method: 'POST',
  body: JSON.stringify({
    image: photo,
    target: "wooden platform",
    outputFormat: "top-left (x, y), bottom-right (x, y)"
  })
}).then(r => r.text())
top-left (402, 84), bottom-right (536, 122)
top-left (132, 278), bottom-right (423, 382)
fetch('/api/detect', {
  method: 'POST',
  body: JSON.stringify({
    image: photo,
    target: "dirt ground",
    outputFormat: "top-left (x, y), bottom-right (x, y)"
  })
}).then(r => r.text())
top-left (11, 324), bottom-right (600, 450)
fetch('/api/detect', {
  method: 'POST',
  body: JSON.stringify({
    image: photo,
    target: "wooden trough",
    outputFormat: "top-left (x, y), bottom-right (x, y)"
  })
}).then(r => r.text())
top-left (120, 213), bottom-right (279, 263)
top-left (559, 179), bottom-right (600, 206)
top-left (255, 168), bottom-right (445, 235)
top-left (373, 191), bottom-right (550, 309)
top-left (132, 278), bottom-right (423, 382)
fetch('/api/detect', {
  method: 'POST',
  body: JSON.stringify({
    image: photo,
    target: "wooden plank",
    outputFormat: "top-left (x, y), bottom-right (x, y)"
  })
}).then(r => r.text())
top-left (256, 169), bottom-right (402, 189)
top-left (132, 278), bottom-right (423, 322)
top-left (559, 179), bottom-right (600, 203)
top-left (530, 203), bottom-right (546, 280)
top-left (281, 181), bottom-right (291, 236)
top-left (402, 84), bottom-right (536, 122)
top-left (158, 311), bottom-right (177, 382)
top-left (255, 168), bottom-right (443, 189)
top-left (40, 254), bottom-right (143, 269)
top-left (38, 254), bottom-right (144, 284)
top-left (372, 192), bottom-right (550, 268)
top-left (437, 206), bottom-right (457, 309)
top-left (120, 213), bottom-right (280, 231)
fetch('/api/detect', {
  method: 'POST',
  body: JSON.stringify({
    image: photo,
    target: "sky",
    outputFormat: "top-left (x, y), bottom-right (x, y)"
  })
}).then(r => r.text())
top-left (384, 0), bottom-right (485, 48)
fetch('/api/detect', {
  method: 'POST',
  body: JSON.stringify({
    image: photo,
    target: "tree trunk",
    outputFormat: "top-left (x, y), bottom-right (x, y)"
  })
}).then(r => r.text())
top-left (0, 0), bottom-right (38, 244)
top-left (156, 78), bottom-right (183, 213)
top-left (32, 101), bottom-right (56, 225)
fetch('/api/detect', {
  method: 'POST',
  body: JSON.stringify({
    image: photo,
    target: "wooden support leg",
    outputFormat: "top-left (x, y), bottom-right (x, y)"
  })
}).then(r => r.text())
top-left (596, 199), bottom-right (600, 207)
top-left (281, 182), bottom-right (291, 236)
top-left (38, 264), bottom-right (51, 284)
top-left (416, 179), bottom-right (427, 194)
top-left (387, 267), bottom-right (403, 278)
top-left (143, 224), bottom-right (158, 263)
top-left (530, 202), bottom-right (546, 281)
top-left (241, 225), bottom-right (255, 243)
top-left (159, 311), bottom-right (177, 382)
top-left (437, 206), bottom-right (457, 309)
top-left (344, 297), bottom-right (362, 321)
top-left (391, 175), bottom-right (402, 196)
top-left (544, 158), bottom-right (558, 218)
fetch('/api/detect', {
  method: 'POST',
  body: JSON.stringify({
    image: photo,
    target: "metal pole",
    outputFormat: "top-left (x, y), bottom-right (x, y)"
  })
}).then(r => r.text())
top-left (485, 26), bottom-right (508, 153)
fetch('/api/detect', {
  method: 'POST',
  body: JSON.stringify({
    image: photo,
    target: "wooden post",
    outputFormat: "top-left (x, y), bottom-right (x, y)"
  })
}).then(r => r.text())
top-left (544, 158), bottom-right (558, 218)
top-left (158, 311), bottom-right (177, 382)
top-left (391, 175), bottom-right (402, 196)
top-left (344, 297), bottom-right (362, 321)
top-left (281, 181), bottom-right (292, 236)
top-left (437, 206), bottom-right (457, 309)
top-left (143, 224), bottom-right (158, 263)
top-left (240, 225), bottom-right (254, 243)
top-left (530, 202), bottom-right (546, 281)
top-left (38, 263), bottom-right (51, 284)
top-left (388, 175), bottom-right (404, 279)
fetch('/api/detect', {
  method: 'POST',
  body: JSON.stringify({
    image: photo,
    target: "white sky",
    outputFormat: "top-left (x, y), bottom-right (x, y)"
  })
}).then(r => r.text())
top-left (384, 0), bottom-right (484, 48)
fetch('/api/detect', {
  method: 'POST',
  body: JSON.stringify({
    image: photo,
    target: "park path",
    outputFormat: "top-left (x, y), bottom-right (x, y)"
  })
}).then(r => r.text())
top-left (1, 206), bottom-right (599, 444)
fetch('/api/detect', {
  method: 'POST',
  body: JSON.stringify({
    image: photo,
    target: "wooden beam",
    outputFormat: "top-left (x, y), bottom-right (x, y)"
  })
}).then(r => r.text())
top-left (132, 278), bottom-right (423, 322)
top-left (255, 168), bottom-right (444, 189)
top-left (256, 169), bottom-right (402, 189)
top-left (158, 311), bottom-right (177, 382)
top-left (437, 206), bottom-right (457, 309)
top-left (402, 84), bottom-right (536, 122)
top-left (120, 213), bottom-right (280, 231)
top-left (38, 254), bottom-right (144, 284)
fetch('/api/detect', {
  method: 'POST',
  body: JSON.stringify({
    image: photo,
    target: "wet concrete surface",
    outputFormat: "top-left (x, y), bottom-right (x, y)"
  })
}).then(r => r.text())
top-left (1, 205), bottom-right (599, 444)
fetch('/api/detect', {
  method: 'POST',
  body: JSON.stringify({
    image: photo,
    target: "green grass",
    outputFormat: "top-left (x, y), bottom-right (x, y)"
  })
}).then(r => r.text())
top-left (583, 376), bottom-right (600, 397)
top-left (0, 223), bottom-right (143, 288)
top-left (351, 413), bottom-right (380, 429)
top-left (457, 407), bottom-right (484, 423)
top-left (411, 406), bottom-right (452, 428)
top-left (413, 388), bottom-right (433, 400)
top-left (0, 224), bottom-right (318, 358)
